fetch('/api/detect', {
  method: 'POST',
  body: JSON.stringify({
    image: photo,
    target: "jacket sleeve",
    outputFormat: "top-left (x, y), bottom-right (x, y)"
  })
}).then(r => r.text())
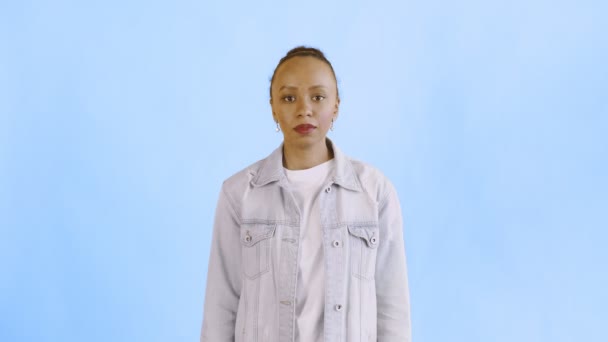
top-left (200, 185), bottom-right (242, 342)
top-left (376, 181), bottom-right (412, 341)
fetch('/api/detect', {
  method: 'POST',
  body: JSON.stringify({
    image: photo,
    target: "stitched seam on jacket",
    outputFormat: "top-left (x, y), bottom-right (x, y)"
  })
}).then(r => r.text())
top-left (221, 184), bottom-right (242, 227)
top-left (377, 183), bottom-right (393, 212)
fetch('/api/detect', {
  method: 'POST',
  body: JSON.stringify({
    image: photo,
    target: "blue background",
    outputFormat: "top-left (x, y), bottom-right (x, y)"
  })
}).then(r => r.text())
top-left (1, 0), bottom-right (607, 341)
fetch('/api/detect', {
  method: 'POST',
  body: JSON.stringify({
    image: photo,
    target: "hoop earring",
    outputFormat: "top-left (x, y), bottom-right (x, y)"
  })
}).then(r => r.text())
top-left (275, 122), bottom-right (280, 132)
top-left (330, 118), bottom-right (334, 131)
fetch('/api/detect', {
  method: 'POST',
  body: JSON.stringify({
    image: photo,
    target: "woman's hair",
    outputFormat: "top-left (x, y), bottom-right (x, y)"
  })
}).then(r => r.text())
top-left (269, 46), bottom-right (339, 99)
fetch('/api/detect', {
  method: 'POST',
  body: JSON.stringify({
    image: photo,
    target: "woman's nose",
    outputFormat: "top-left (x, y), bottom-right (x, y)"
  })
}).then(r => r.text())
top-left (296, 98), bottom-right (313, 117)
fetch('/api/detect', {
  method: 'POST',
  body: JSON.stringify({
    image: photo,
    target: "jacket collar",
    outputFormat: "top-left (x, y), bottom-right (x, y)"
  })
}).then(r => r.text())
top-left (251, 138), bottom-right (362, 192)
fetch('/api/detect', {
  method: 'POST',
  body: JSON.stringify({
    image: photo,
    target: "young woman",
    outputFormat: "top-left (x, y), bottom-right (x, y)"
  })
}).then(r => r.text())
top-left (201, 47), bottom-right (411, 342)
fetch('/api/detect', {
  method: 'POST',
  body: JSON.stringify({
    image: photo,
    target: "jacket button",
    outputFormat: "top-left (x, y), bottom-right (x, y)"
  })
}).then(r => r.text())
top-left (245, 231), bottom-right (252, 242)
top-left (335, 304), bottom-right (343, 312)
top-left (325, 186), bottom-right (331, 193)
top-left (332, 240), bottom-right (341, 247)
top-left (370, 236), bottom-right (378, 244)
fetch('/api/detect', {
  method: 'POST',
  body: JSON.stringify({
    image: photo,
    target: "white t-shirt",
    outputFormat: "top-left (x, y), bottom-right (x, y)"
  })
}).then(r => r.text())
top-left (284, 158), bottom-right (335, 342)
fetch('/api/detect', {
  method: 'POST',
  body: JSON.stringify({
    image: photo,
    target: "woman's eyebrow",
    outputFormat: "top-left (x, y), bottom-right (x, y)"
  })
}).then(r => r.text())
top-left (279, 85), bottom-right (297, 91)
top-left (278, 85), bottom-right (327, 91)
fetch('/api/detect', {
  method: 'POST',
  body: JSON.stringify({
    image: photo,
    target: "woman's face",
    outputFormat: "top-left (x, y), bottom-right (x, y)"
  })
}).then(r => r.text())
top-left (270, 56), bottom-right (339, 150)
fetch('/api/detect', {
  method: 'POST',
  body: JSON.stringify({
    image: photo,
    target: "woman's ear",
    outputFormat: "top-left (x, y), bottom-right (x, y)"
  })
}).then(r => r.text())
top-left (334, 97), bottom-right (340, 118)
top-left (270, 98), bottom-right (277, 121)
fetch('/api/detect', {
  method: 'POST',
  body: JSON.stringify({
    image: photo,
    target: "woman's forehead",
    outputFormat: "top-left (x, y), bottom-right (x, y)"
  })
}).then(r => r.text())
top-left (274, 57), bottom-right (336, 87)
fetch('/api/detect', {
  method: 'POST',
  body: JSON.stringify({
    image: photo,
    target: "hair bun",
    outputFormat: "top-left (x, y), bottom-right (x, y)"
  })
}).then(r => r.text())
top-left (286, 46), bottom-right (326, 59)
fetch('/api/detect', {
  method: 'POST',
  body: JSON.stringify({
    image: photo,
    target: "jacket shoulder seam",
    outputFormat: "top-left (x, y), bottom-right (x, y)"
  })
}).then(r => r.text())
top-left (220, 183), bottom-right (242, 227)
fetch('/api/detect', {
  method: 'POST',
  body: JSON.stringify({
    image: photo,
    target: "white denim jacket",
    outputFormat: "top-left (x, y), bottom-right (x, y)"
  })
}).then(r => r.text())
top-left (201, 139), bottom-right (411, 342)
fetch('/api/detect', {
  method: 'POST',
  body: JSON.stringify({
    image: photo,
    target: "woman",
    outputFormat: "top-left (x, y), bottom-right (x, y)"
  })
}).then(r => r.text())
top-left (201, 46), bottom-right (411, 342)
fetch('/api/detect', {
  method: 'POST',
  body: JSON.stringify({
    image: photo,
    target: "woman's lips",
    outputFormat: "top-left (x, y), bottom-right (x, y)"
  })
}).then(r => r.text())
top-left (294, 124), bottom-right (316, 134)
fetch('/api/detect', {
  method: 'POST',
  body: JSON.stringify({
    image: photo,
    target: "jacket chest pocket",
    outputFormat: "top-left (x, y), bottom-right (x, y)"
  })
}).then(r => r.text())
top-left (240, 223), bottom-right (276, 280)
top-left (347, 225), bottom-right (379, 280)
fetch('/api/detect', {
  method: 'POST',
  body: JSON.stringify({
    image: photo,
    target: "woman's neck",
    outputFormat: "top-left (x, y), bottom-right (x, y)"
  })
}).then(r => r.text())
top-left (283, 139), bottom-right (334, 170)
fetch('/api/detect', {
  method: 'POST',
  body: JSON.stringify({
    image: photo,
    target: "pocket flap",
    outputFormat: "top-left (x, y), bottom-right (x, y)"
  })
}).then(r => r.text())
top-left (347, 224), bottom-right (380, 248)
top-left (240, 224), bottom-right (277, 247)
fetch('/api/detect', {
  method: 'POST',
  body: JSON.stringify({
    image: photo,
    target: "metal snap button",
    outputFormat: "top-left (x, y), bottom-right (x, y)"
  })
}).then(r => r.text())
top-left (370, 235), bottom-right (378, 244)
top-left (335, 304), bottom-right (343, 312)
top-left (332, 240), bottom-right (341, 247)
top-left (325, 186), bottom-right (331, 193)
top-left (245, 231), bottom-right (252, 242)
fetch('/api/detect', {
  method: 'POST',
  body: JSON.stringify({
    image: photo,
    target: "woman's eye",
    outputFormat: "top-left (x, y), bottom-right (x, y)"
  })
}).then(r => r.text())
top-left (283, 96), bottom-right (296, 102)
top-left (313, 95), bottom-right (325, 101)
